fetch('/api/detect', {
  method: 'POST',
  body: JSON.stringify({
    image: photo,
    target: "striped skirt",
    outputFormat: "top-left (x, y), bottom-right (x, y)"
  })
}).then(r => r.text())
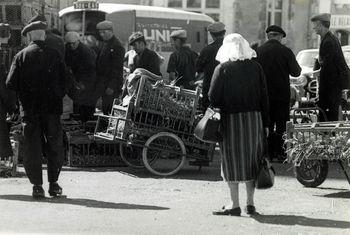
top-left (219, 111), bottom-right (265, 182)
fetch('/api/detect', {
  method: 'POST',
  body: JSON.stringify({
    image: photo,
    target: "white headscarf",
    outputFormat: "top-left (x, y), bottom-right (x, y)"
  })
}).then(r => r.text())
top-left (215, 33), bottom-right (256, 63)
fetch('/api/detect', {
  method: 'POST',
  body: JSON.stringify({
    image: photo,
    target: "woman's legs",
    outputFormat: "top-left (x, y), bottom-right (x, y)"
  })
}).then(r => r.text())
top-left (227, 182), bottom-right (239, 208)
top-left (245, 180), bottom-right (255, 206)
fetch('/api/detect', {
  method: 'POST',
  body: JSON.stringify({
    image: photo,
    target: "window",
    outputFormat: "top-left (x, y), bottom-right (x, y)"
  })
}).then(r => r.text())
top-left (206, 0), bottom-right (220, 8)
top-left (168, 0), bottom-right (182, 7)
top-left (266, 0), bottom-right (282, 26)
top-left (206, 13), bottom-right (220, 22)
top-left (187, 0), bottom-right (201, 8)
top-left (5, 5), bottom-right (21, 24)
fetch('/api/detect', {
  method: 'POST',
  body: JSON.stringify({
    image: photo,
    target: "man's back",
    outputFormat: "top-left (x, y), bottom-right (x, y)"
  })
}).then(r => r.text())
top-left (256, 40), bottom-right (300, 102)
top-left (6, 41), bottom-right (65, 116)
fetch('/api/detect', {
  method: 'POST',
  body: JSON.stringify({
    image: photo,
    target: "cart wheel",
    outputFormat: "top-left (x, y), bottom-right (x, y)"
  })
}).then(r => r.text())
top-left (119, 144), bottom-right (144, 168)
top-left (142, 132), bottom-right (186, 176)
top-left (295, 160), bottom-right (329, 187)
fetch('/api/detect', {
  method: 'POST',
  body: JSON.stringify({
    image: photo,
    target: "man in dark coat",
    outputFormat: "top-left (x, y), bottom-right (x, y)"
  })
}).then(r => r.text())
top-left (256, 25), bottom-right (301, 161)
top-left (311, 13), bottom-right (350, 121)
top-left (0, 63), bottom-right (16, 162)
top-left (196, 22), bottom-right (226, 110)
top-left (6, 21), bottom-right (66, 198)
top-left (95, 21), bottom-right (125, 114)
top-left (128, 32), bottom-right (161, 76)
top-left (167, 30), bottom-right (198, 89)
top-left (65, 31), bottom-right (97, 122)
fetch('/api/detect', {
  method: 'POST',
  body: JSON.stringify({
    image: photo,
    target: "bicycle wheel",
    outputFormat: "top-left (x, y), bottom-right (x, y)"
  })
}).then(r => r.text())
top-left (119, 143), bottom-right (144, 168)
top-left (295, 160), bottom-right (328, 187)
top-left (142, 132), bottom-right (186, 176)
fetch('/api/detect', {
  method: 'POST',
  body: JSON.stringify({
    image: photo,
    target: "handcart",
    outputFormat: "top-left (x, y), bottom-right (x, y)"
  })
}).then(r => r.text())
top-left (94, 74), bottom-right (215, 176)
top-left (286, 121), bottom-right (350, 187)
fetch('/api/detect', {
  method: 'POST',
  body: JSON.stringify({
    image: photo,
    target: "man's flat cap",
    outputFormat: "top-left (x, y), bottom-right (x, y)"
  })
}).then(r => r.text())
top-left (96, 20), bottom-right (113, 30)
top-left (21, 21), bottom-right (47, 36)
top-left (311, 13), bottom-right (331, 22)
top-left (129, 31), bottom-right (145, 45)
top-left (207, 22), bottom-right (225, 33)
top-left (65, 31), bottom-right (80, 43)
top-left (170, 29), bottom-right (187, 39)
top-left (266, 25), bottom-right (286, 38)
top-left (28, 14), bottom-right (47, 24)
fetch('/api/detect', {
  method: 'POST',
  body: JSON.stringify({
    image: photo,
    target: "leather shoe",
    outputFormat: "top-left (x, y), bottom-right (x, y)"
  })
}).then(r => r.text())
top-left (212, 206), bottom-right (241, 216)
top-left (32, 185), bottom-right (45, 199)
top-left (245, 205), bottom-right (256, 215)
top-left (48, 182), bottom-right (62, 197)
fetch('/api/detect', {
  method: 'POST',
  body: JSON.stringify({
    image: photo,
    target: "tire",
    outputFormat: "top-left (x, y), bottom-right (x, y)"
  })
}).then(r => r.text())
top-left (142, 132), bottom-right (186, 176)
top-left (119, 143), bottom-right (144, 168)
top-left (295, 160), bottom-right (329, 187)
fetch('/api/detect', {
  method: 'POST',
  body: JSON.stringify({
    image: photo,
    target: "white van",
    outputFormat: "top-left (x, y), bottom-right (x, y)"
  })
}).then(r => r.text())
top-left (59, 1), bottom-right (214, 76)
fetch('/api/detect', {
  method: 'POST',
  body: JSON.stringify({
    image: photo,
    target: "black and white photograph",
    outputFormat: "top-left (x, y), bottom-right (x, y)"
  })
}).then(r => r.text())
top-left (0, 0), bottom-right (350, 234)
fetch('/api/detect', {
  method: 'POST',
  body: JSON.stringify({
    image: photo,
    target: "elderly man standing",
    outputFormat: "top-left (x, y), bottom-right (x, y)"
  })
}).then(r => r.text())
top-left (95, 21), bottom-right (125, 114)
top-left (65, 31), bottom-right (97, 122)
top-left (311, 13), bottom-right (350, 121)
top-left (6, 20), bottom-right (66, 198)
top-left (196, 22), bottom-right (226, 110)
top-left (167, 30), bottom-right (198, 89)
top-left (256, 25), bottom-right (301, 161)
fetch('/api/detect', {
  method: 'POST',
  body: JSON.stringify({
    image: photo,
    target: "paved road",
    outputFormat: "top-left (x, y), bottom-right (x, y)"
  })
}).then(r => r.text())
top-left (0, 156), bottom-right (349, 235)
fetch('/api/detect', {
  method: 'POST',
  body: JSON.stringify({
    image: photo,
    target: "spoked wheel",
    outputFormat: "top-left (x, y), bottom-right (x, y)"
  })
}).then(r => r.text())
top-left (142, 132), bottom-right (186, 176)
top-left (295, 160), bottom-right (329, 187)
top-left (119, 143), bottom-right (144, 168)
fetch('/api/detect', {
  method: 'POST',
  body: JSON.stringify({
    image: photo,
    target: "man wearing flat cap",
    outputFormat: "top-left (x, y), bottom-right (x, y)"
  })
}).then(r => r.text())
top-left (127, 31), bottom-right (161, 75)
top-left (256, 25), bottom-right (301, 162)
top-left (196, 21), bottom-right (226, 110)
top-left (6, 19), bottom-right (67, 199)
top-left (167, 29), bottom-right (198, 89)
top-left (95, 20), bottom-right (125, 114)
top-left (311, 13), bottom-right (350, 121)
top-left (65, 31), bottom-right (97, 122)
top-left (28, 14), bottom-right (65, 60)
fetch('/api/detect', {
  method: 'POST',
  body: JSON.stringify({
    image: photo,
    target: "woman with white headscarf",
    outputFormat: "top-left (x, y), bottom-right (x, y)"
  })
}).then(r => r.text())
top-left (209, 34), bottom-right (269, 216)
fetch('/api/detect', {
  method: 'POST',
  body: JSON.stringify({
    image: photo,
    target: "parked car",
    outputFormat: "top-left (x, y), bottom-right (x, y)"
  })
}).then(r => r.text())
top-left (290, 46), bottom-right (350, 108)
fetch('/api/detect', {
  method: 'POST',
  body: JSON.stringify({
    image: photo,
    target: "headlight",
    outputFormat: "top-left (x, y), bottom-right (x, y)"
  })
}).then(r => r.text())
top-left (290, 75), bottom-right (307, 86)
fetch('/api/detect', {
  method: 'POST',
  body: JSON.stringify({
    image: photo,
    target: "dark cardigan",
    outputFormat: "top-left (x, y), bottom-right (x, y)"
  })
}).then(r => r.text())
top-left (208, 59), bottom-right (270, 127)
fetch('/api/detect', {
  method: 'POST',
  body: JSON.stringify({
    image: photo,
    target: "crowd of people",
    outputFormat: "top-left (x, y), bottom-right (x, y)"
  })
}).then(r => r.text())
top-left (0, 12), bottom-right (349, 218)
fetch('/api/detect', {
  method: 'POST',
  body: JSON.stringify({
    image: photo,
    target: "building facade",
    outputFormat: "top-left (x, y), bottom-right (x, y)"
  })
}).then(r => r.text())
top-left (0, 0), bottom-right (60, 46)
top-left (144, 0), bottom-right (350, 53)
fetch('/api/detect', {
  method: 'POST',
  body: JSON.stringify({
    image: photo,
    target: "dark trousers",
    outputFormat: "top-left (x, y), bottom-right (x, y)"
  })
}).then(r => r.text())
top-left (73, 104), bottom-right (95, 123)
top-left (318, 102), bottom-right (341, 122)
top-left (22, 114), bottom-right (64, 185)
top-left (0, 114), bottom-right (13, 157)
top-left (268, 100), bottom-right (289, 158)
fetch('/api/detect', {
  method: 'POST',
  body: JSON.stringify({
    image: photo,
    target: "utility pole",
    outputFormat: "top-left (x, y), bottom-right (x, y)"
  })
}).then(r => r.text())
top-left (40, 0), bottom-right (45, 15)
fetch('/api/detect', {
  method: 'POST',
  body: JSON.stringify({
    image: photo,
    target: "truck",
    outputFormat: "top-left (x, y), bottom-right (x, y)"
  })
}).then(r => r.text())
top-left (59, 0), bottom-right (214, 76)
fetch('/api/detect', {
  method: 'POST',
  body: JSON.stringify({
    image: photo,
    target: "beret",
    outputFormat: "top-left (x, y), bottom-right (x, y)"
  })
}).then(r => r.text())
top-left (129, 31), bottom-right (145, 45)
top-left (28, 14), bottom-right (47, 24)
top-left (266, 25), bottom-right (286, 38)
top-left (65, 31), bottom-right (80, 43)
top-left (96, 20), bottom-right (113, 30)
top-left (170, 29), bottom-right (187, 39)
top-left (311, 13), bottom-right (331, 22)
top-left (21, 21), bottom-right (47, 36)
top-left (207, 22), bottom-right (225, 33)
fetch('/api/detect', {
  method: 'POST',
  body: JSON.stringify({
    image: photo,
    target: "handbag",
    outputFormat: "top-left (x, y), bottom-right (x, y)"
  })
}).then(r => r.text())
top-left (256, 157), bottom-right (275, 189)
top-left (256, 138), bottom-right (275, 189)
top-left (194, 107), bottom-right (222, 143)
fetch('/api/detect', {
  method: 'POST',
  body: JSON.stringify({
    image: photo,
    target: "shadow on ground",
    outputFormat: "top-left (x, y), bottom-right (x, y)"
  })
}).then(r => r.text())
top-left (0, 195), bottom-right (169, 210)
top-left (252, 213), bottom-right (350, 229)
top-left (318, 190), bottom-right (350, 199)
